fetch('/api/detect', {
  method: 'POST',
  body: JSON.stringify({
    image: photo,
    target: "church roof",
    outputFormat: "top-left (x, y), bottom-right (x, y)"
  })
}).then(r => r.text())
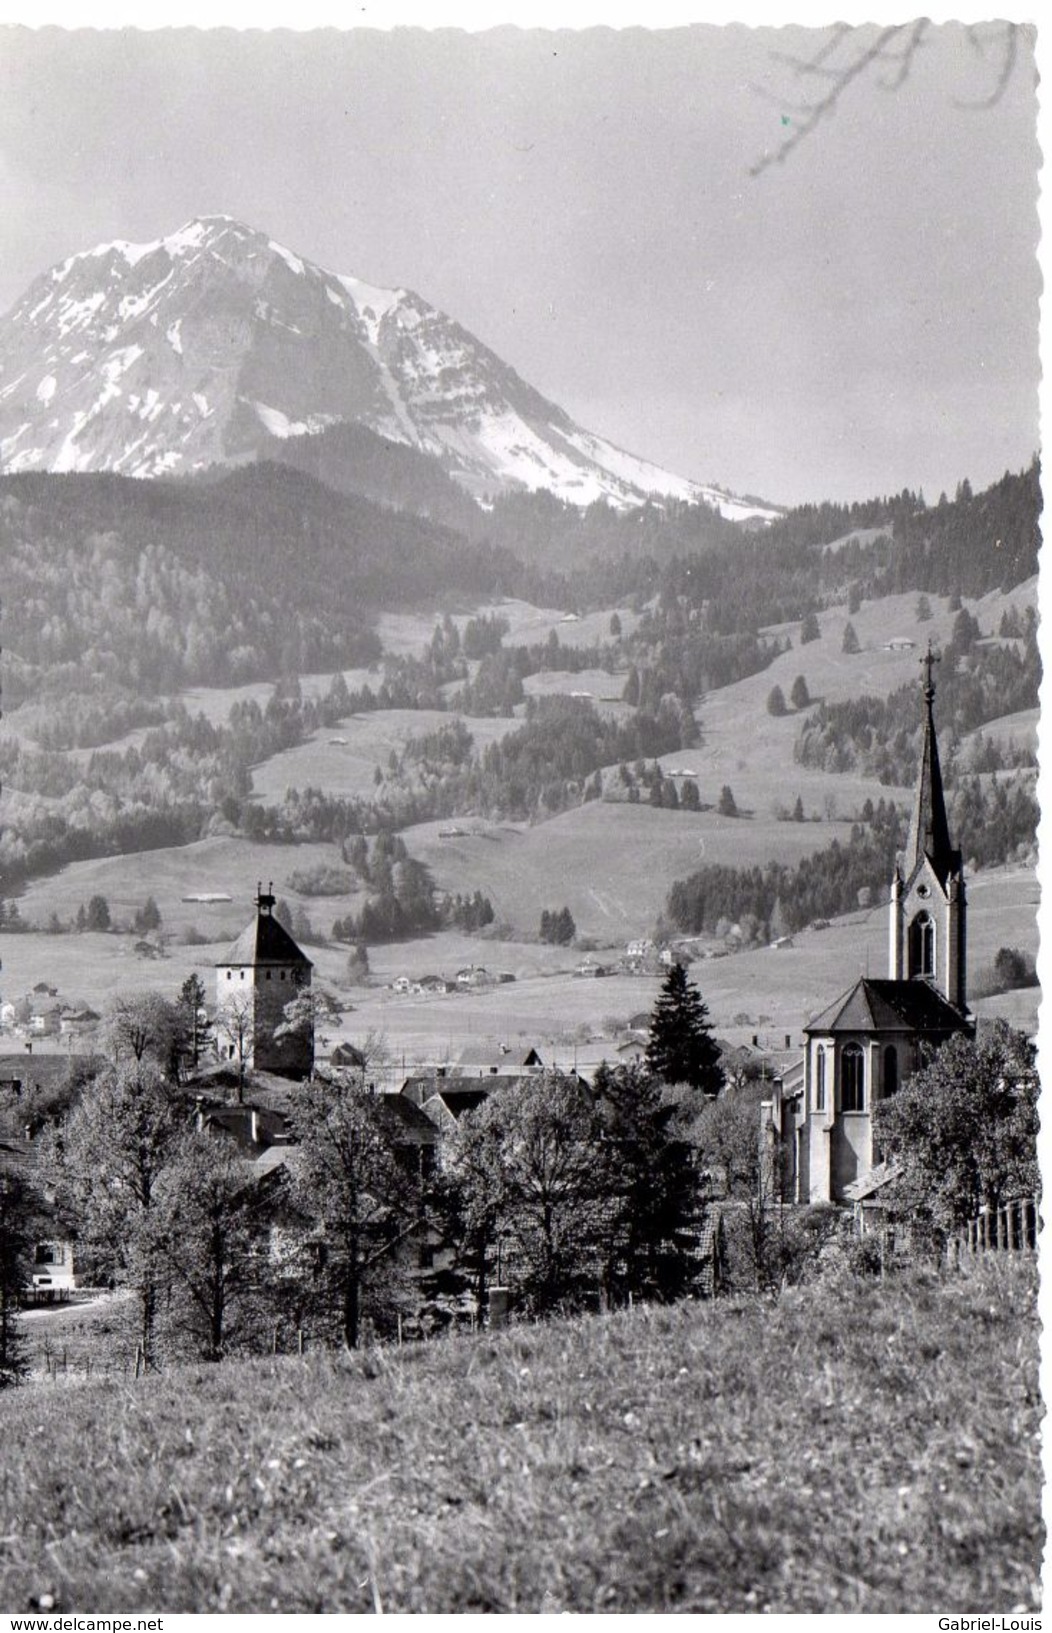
top-left (902, 648), bottom-right (959, 885)
top-left (806, 977), bottom-right (970, 1037)
top-left (219, 909), bottom-right (312, 969)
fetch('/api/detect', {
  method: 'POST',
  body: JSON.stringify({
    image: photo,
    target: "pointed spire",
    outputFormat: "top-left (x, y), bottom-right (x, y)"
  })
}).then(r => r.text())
top-left (904, 641), bottom-right (955, 882)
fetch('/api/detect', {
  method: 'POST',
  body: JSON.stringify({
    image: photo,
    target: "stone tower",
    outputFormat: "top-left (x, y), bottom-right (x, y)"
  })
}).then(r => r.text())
top-left (215, 883), bottom-right (314, 1078)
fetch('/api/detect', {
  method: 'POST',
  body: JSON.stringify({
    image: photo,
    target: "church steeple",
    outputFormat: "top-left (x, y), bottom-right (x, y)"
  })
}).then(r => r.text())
top-left (888, 642), bottom-right (967, 1013)
top-left (903, 644), bottom-right (957, 884)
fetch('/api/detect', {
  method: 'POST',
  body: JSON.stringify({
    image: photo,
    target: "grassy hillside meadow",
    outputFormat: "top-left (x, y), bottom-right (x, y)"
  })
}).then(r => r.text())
top-left (0, 1258), bottom-right (1040, 1613)
top-left (250, 709), bottom-right (516, 804)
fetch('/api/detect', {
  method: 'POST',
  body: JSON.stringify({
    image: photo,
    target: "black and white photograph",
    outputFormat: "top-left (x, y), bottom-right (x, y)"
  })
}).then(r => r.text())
top-left (0, 6), bottom-right (1043, 1616)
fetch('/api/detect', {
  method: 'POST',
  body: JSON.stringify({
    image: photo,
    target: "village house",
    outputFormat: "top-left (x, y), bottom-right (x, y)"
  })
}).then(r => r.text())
top-left (416, 974), bottom-right (455, 995)
top-left (400, 1069), bottom-right (492, 1130)
top-left (329, 1041), bottom-right (368, 1071)
top-left (455, 1044), bottom-right (544, 1077)
top-left (28, 997), bottom-right (63, 1037)
top-left (0, 1135), bottom-right (76, 1299)
top-left (455, 965), bottom-right (490, 990)
top-left (767, 650), bottom-right (975, 1208)
top-left (399, 1046), bottom-right (589, 1133)
top-left (59, 1001), bottom-right (101, 1036)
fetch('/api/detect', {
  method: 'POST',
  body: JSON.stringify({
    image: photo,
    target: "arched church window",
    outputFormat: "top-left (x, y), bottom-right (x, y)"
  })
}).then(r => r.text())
top-left (883, 1046), bottom-right (899, 1097)
top-left (814, 1046), bottom-right (826, 1111)
top-left (909, 912), bottom-right (935, 979)
top-left (841, 1043), bottom-right (865, 1112)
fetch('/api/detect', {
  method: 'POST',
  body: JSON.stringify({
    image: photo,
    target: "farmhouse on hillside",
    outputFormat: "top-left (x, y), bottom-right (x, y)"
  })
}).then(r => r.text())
top-left (215, 885), bottom-right (314, 1078)
top-left (768, 647), bottom-right (975, 1206)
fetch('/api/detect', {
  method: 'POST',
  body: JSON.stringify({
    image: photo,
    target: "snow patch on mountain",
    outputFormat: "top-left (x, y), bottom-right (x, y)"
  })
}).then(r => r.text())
top-left (336, 273), bottom-right (403, 346)
top-left (252, 400), bottom-right (338, 440)
top-left (268, 239), bottom-right (305, 277)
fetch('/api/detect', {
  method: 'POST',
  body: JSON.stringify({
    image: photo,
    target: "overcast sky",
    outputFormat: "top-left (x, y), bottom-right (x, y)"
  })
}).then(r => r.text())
top-left (0, 19), bottom-right (1039, 506)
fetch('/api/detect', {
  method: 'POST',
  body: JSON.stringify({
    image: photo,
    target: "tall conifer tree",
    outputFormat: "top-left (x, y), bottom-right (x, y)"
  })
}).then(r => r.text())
top-left (645, 964), bottom-right (723, 1098)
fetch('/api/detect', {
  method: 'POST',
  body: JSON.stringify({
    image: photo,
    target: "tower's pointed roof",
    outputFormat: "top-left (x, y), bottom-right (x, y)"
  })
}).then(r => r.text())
top-left (217, 883), bottom-right (313, 968)
top-left (903, 643), bottom-right (958, 885)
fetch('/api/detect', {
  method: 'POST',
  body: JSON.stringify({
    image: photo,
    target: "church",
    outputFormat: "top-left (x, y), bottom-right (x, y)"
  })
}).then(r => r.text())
top-left (770, 648), bottom-right (975, 1205)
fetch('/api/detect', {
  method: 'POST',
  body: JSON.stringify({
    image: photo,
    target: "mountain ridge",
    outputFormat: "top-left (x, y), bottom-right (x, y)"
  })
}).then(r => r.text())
top-left (0, 216), bottom-right (780, 519)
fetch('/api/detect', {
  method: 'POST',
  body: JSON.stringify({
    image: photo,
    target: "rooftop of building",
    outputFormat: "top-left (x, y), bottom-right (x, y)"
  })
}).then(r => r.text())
top-left (806, 976), bottom-right (972, 1037)
top-left (218, 887), bottom-right (313, 969)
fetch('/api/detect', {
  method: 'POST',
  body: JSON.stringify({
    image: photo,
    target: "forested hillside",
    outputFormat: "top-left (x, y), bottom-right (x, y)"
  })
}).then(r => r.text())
top-left (574, 461), bottom-right (1040, 635)
top-left (0, 467), bottom-right (528, 703)
top-left (2, 458), bottom-right (1038, 711)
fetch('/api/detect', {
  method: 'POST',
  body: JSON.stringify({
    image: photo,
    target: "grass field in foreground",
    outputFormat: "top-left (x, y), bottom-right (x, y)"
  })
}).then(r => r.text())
top-left (0, 1258), bottom-right (1039, 1614)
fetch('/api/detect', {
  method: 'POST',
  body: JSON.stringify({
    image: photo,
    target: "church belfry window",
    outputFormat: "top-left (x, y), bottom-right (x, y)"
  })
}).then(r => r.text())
top-left (841, 1043), bottom-right (865, 1112)
top-left (909, 912), bottom-right (935, 979)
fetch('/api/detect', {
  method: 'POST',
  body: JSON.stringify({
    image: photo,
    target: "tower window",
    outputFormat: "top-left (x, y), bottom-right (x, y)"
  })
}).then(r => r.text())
top-left (883, 1045), bottom-right (899, 1097)
top-left (909, 912), bottom-right (935, 979)
top-left (842, 1043), bottom-right (865, 1112)
top-left (814, 1046), bottom-right (826, 1111)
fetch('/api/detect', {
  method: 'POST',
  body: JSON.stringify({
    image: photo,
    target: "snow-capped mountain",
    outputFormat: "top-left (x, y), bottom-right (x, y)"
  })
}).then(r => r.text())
top-left (0, 217), bottom-right (777, 518)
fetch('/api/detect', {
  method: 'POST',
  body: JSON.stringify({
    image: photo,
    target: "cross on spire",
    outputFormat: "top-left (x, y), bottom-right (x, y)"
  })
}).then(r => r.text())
top-left (921, 639), bottom-right (940, 703)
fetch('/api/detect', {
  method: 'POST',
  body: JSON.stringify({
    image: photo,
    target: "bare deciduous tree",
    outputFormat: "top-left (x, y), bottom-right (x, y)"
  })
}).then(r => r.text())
top-left (750, 21), bottom-right (1025, 178)
top-left (217, 993), bottom-right (254, 1102)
